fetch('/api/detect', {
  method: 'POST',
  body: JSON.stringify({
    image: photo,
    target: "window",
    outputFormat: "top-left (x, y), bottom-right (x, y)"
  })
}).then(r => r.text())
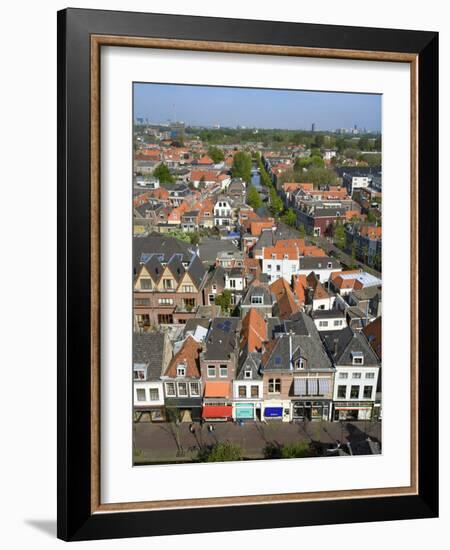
top-left (212, 284), bottom-right (217, 291)
top-left (251, 385), bottom-right (259, 398)
top-left (268, 378), bottom-right (281, 393)
top-left (238, 386), bottom-right (246, 398)
top-left (276, 265), bottom-right (281, 271)
top-left (351, 351), bottom-right (364, 365)
top-left (337, 385), bottom-right (347, 398)
top-left (208, 294), bottom-right (215, 304)
top-left (334, 320), bottom-right (343, 326)
top-left (135, 298), bottom-right (150, 307)
top-left (178, 382), bottom-right (188, 396)
top-left (267, 264), bottom-right (272, 270)
top-left (365, 372), bottom-right (375, 379)
top-left (149, 388), bottom-right (159, 401)
top-left (177, 365), bottom-right (186, 377)
top-left (158, 314), bottom-right (173, 324)
top-left (339, 372), bottom-right (348, 379)
top-left (219, 365), bottom-right (228, 378)
top-left (352, 372), bottom-right (362, 379)
top-left (350, 385), bottom-right (360, 398)
top-left (136, 389), bottom-right (146, 402)
top-left (140, 278), bottom-right (152, 290)
top-left (134, 367), bottom-right (146, 380)
top-left (251, 296), bottom-right (263, 305)
top-left (229, 279), bottom-right (236, 288)
top-left (189, 382), bottom-right (200, 396)
top-left (327, 262), bottom-right (333, 269)
top-left (182, 284), bottom-right (194, 293)
top-left (158, 298), bottom-right (173, 305)
top-left (363, 385), bottom-right (373, 399)
top-left (207, 365), bottom-right (216, 378)
top-left (245, 370), bottom-right (252, 379)
top-left (319, 321), bottom-right (328, 327)
top-left (271, 254), bottom-right (276, 259)
top-left (295, 358), bottom-right (305, 370)
top-left (163, 278), bottom-right (173, 289)
top-left (165, 382), bottom-right (175, 396)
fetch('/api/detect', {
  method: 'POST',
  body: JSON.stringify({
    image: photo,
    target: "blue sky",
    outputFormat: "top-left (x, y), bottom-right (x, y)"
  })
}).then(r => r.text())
top-left (134, 82), bottom-right (381, 132)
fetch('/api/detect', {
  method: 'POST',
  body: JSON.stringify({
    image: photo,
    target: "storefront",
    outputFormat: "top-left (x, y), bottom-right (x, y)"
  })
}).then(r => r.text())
top-left (234, 402), bottom-right (258, 420)
top-left (202, 404), bottom-right (233, 421)
top-left (164, 397), bottom-right (202, 422)
top-left (133, 406), bottom-right (166, 423)
top-left (263, 402), bottom-right (290, 421)
top-left (333, 402), bottom-right (373, 421)
top-left (292, 400), bottom-right (331, 421)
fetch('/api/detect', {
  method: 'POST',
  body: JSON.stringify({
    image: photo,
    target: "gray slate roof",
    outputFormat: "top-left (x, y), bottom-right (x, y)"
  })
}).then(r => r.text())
top-left (236, 350), bottom-right (262, 380)
top-left (320, 327), bottom-right (380, 366)
top-left (263, 313), bottom-right (332, 372)
top-left (204, 317), bottom-right (239, 361)
top-left (241, 284), bottom-right (273, 306)
top-left (198, 237), bottom-right (238, 265)
top-left (133, 232), bottom-right (196, 272)
top-left (299, 256), bottom-right (340, 270)
top-left (133, 332), bottom-right (166, 380)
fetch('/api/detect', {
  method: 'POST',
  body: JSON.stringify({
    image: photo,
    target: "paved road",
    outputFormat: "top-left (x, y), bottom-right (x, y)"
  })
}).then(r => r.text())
top-left (134, 420), bottom-right (381, 463)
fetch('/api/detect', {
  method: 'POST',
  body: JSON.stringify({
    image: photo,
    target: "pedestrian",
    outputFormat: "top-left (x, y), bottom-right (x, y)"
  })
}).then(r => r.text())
top-left (189, 423), bottom-right (195, 434)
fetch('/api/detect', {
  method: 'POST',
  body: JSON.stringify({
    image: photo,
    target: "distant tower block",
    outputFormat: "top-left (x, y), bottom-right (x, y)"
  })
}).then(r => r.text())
top-left (311, 122), bottom-right (316, 132)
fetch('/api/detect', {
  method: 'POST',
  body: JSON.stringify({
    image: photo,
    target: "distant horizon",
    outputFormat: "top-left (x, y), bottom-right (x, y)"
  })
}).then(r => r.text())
top-left (134, 82), bottom-right (382, 133)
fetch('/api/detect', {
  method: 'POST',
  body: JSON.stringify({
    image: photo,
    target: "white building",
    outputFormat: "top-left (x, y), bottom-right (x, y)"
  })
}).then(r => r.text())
top-left (262, 247), bottom-right (299, 283)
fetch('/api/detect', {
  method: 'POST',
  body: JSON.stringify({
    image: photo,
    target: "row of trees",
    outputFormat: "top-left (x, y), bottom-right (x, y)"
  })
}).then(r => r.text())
top-left (196, 440), bottom-right (318, 462)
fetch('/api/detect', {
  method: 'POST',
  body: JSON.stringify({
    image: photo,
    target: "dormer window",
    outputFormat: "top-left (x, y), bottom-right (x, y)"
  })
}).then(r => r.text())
top-left (351, 351), bottom-right (364, 365)
top-left (177, 365), bottom-right (186, 377)
top-left (327, 262), bottom-right (333, 269)
top-left (251, 295), bottom-right (263, 305)
top-left (295, 358), bottom-right (305, 370)
top-left (245, 370), bottom-right (252, 379)
top-left (134, 364), bottom-right (147, 380)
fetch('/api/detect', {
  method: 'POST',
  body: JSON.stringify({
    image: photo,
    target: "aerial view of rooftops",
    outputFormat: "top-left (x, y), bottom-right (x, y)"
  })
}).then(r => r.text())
top-left (132, 82), bottom-right (382, 465)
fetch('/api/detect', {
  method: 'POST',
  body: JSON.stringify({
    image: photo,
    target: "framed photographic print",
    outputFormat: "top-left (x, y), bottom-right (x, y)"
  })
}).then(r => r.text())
top-left (57, 8), bottom-right (439, 541)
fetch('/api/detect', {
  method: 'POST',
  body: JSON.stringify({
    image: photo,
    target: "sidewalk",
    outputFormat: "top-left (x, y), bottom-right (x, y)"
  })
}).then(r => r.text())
top-left (133, 420), bottom-right (381, 464)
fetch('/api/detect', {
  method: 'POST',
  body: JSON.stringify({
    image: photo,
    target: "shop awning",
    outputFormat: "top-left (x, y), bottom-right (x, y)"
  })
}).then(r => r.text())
top-left (264, 407), bottom-right (283, 417)
top-left (202, 405), bottom-right (233, 418)
top-left (204, 381), bottom-right (231, 398)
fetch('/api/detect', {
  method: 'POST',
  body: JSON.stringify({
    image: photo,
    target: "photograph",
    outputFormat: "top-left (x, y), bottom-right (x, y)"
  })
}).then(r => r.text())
top-left (132, 82), bottom-right (383, 465)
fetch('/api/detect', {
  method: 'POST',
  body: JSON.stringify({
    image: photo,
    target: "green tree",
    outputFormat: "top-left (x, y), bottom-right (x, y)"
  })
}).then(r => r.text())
top-left (298, 224), bottom-right (306, 238)
top-left (334, 222), bottom-right (346, 249)
top-left (269, 189), bottom-right (284, 216)
top-left (188, 233), bottom-right (200, 246)
top-left (215, 289), bottom-right (232, 314)
top-left (281, 208), bottom-right (297, 227)
top-left (366, 210), bottom-right (377, 223)
top-left (231, 151), bottom-right (252, 183)
top-left (207, 146), bottom-right (225, 163)
top-left (281, 441), bottom-right (311, 459)
top-left (247, 184), bottom-right (262, 209)
top-left (198, 441), bottom-right (243, 462)
top-left (153, 162), bottom-right (174, 184)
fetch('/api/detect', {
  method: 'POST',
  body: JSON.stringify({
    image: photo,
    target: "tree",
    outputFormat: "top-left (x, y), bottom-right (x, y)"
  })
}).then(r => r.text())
top-left (153, 162), bottom-right (174, 184)
top-left (247, 185), bottom-right (262, 209)
top-left (198, 441), bottom-right (243, 462)
top-left (231, 151), bottom-right (252, 183)
top-left (269, 189), bottom-right (284, 216)
top-left (281, 441), bottom-right (311, 459)
top-left (188, 233), bottom-right (200, 246)
top-left (215, 289), bottom-right (232, 314)
top-left (366, 210), bottom-right (377, 223)
top-left (298, 223), bottom-right (306, 238)
top-left (207, 146), bottom-right (225, 163)
top-left (334, 222), bottom-right (346, 249)
top-left (281, 208), bottom-right (297, 227)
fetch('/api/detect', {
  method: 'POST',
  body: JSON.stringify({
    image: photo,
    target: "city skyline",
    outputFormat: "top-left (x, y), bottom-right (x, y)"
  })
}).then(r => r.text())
top-left (134, 82), bottom-right (382, 132)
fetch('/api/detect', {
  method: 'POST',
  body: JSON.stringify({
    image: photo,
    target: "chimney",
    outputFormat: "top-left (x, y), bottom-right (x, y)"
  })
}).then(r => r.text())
top-left (333, 338), bottom-right (339, 356)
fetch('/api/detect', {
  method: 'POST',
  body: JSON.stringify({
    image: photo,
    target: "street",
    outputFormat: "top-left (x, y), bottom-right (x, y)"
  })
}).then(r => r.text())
top-left (133, 420), bottom-right (381, 464)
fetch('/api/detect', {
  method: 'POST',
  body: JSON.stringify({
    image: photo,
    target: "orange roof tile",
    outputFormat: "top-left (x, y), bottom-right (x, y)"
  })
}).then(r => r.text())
top-left (293, 274), bottom-right (308, 305)
top-left (165, 336), bottom-right (201, 378)
top-left (269, 278), bottom-right (300, 320)
top-left (241, 308), bottom-right (266, 352)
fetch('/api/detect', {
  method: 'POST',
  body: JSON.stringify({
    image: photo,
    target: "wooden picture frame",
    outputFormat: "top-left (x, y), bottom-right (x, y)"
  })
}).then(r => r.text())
top-left (57, 8), bottom-right (438, 541)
